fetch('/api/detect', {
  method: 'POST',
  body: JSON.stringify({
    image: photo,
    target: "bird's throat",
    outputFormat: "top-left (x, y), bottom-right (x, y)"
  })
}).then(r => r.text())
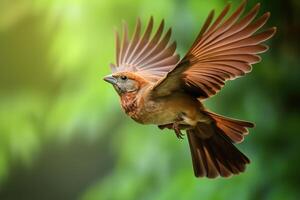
top-left (120, 92), bottom-right (138, 116)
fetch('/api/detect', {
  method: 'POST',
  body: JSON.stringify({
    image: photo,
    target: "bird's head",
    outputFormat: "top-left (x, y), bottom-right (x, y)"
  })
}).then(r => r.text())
top-left (103, 71), bottom-right (148, 95)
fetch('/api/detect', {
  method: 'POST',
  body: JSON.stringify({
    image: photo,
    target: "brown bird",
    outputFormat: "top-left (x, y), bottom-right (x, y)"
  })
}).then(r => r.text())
top-left (104, 1), bottom-right (276, 178)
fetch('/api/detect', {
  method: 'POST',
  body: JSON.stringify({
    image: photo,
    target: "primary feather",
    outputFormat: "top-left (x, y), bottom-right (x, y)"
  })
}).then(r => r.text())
top-left (152, 0), bottom-right (276, 99)
top-left (111, 17), bottom-right (180, 83)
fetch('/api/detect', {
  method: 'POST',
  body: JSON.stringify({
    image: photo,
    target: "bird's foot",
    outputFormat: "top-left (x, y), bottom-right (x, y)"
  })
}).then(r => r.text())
top-left (158, 123), bottom-right (187, 139)
top-left (173, 122), bottom-right (184, 139)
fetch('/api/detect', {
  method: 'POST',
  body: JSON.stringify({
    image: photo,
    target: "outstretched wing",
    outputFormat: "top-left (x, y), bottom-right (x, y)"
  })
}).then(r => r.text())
top-left (152, 1), bottom-right (276, 98)
top-left (110, 17), bottom-right (180, 82)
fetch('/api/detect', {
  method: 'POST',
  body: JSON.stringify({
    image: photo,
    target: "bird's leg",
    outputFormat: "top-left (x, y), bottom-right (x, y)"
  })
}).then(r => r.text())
top-left (158, 113), bottom-right (191, 139)
top-left (172, 121), bottom-right (184, 139)
top-left (158, 123), bottom-right (173, 130)
top-left (158, 122), bottom-right (183, 138)
top-left (172, 112), bottom-right (191, 139)
top-left (159, 123), bottom-right (191, 130)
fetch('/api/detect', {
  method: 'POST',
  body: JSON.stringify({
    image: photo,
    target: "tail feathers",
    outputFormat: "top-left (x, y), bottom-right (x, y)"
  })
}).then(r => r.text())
top-left (187, 127), bottom-right (250, 178)
top-left (204, 110), bottom-right (255, 143)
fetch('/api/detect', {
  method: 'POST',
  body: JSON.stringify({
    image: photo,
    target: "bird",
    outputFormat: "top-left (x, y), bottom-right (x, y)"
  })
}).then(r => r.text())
top-left (103, 0), bottom-right (276, 178)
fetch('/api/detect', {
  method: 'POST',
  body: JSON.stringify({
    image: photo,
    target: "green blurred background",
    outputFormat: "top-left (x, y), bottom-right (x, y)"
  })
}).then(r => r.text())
top-left (0, 0), bottom-right (299, 199)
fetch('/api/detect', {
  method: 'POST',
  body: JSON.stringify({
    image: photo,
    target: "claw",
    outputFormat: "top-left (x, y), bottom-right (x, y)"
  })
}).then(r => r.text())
top-left (173, 123), bottom-right (184, 139)
top-left (159, 122), bottom-right (186, 139)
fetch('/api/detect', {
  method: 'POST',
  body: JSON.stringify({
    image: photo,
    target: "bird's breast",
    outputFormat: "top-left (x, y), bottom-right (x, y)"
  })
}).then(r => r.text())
top-left (120, 92), bottom-right (177, 124)
top-left (120, 92), bottom-right (140, 121)
top-left (120, 91), bottom-right (207, 126)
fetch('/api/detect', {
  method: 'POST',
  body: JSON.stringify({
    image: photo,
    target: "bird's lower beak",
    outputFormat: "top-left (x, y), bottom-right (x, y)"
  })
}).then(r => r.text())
top-left (103, 75), bottom-right (117, 85)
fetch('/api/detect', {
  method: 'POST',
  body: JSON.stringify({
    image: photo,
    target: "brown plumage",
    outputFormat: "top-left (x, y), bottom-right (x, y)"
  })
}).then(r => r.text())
top-left (104, 0), bottom-right (276, 178)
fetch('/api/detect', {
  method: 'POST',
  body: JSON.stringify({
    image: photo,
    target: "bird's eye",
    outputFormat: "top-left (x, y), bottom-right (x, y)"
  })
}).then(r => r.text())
top-left (120, 75), bottom-right (127, 81)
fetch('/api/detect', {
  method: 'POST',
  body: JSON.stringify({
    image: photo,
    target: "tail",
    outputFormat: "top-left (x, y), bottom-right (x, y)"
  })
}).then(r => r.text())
top-left (187, 111), bottom-right (254, 178)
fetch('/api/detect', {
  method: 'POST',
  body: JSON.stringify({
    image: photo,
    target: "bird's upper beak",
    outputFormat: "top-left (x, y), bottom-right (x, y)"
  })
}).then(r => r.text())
top-left (103, 74), bottom-right (117, 85)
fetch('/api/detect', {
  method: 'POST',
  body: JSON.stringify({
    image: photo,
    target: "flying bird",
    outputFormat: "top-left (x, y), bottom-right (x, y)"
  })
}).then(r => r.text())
top-left (103, 1), bottom-right (276, 178)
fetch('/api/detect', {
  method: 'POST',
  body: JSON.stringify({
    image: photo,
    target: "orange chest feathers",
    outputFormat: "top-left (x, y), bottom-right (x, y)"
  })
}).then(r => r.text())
top-left (120, 92), bottom-right (142, 123)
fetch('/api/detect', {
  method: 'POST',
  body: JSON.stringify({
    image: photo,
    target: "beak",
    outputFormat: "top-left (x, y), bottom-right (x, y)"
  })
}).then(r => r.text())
top-left (103, 74), bottom-right (117, 85)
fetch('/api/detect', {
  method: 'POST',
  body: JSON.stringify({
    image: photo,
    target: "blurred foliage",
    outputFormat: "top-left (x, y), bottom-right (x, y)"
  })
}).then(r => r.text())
top-left (0, 0), bottom-right (299, 199)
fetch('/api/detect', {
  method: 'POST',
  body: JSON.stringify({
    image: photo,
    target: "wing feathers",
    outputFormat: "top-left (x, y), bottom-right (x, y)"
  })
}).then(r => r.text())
top-left (201, 12), bottom-right (270, 54)
top-left (112, 2), bottom-right (275, 99)
top-left (192, 4), bottom-right (231, 51)
top-left (112, 18), bottom-right (179, 82)
top-left (151, 1), bottom-right (275, 98)
top-left (192, 27), bottom-right (275, 61)
top-left (128, 17), bottom-right (154, 64)
top-left (132, 19), bottom-right (164, 65)
top-left (123, 18), bottom-right (141, 64)
top-left (201, 44), bottom-right (269, 58)
top-left (143, 54), bottom-right (180, 69)
top-left (141, 42), bottom-right (177, 67)
top-left (200, 54), bottom-right (261, 64)
top-left (138, 28), bottom-right (172, 66)
top-left (115, 30), bottom-right (121, 66)
top-left (195, 1), bottom-right (246, 53)
top-left (211, 3), bottom-right (261, 45)
top-left (119, 21), bottom-right (129, 66)
top-left (191, 10), bottom-right (215, 49)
